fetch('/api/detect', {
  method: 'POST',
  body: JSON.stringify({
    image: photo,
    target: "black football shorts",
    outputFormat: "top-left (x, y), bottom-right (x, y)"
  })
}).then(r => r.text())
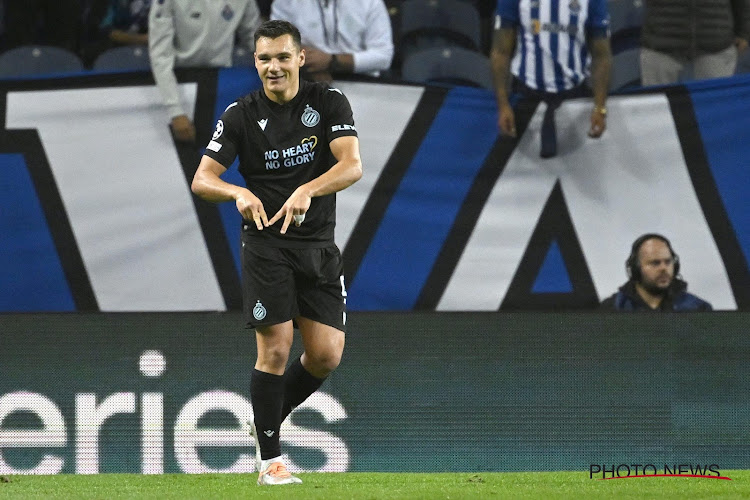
top-left (240, 241), bottom-right (347, 332)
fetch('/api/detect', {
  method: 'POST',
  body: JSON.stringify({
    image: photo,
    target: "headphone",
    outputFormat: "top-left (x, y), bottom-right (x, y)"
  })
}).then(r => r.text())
top-left (625, 233), bottom-right (680, 281)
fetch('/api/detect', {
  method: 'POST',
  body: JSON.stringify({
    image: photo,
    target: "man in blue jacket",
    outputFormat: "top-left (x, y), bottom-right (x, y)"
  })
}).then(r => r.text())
top-left (600, 233), bottom-right (713, 311)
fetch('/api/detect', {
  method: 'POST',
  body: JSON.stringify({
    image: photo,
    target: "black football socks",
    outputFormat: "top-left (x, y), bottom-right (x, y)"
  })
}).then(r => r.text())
top-left (250, 369), bottom-right (284, 460)
top-left (281, 356), bottom-right (325, 421)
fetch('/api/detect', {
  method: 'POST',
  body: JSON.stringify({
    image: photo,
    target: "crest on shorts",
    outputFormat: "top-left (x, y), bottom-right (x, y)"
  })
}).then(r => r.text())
top-left (253, 300), bottom-right (267, 321)
top-left (301, 105), bottom-right (320, 127)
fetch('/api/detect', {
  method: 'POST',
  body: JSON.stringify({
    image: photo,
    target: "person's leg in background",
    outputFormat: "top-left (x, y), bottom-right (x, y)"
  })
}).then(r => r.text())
top-left (640, 47), bottom-right (684, 86)
top-left (693, 44), bottom-right (738, 81)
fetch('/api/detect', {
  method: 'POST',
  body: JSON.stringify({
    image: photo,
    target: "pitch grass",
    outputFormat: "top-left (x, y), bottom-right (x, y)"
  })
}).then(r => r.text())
top-left (0, 470), bottom-right (748, 499)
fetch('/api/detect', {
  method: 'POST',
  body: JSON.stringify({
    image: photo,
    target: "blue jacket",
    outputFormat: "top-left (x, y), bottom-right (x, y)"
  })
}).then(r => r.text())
top-left (600, 279), bottom-right (713, 311)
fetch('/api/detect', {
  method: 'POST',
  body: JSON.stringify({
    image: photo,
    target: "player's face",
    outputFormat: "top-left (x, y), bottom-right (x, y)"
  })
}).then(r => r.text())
top-left (637, 239), bottom-right (675, 293)
top-left (254, 34), bottom-right (305, 103)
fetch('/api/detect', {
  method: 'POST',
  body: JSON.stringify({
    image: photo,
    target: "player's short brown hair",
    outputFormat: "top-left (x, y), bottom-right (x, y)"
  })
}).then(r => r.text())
top-left (254, 20), bottom-right (302, 50)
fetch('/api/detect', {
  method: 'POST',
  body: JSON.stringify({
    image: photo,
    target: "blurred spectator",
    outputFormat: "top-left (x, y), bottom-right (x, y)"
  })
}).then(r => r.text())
top-left (490, 0), bottom-right (612, 157)
top-left (640, 0), bottom-right (750, 86)
top-left (148, 0), bottom-right (261, 142)
top-left (256, 0), bottom-right (273, 19)
top-left (102, 0), bottom-right (151, 46)
top-left (600, 234), bottom-right (713, 311)
top-left (80, 0), bottom-right (151, 67)
top-left (271, 0), bottom-right (394, 82)
top-left (4, 0), bottom-right (83, 52)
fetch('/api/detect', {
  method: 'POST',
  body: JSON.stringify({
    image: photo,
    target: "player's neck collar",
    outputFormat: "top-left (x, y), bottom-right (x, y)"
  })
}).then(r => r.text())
top-left (262, 80), bottom-right (306, 107)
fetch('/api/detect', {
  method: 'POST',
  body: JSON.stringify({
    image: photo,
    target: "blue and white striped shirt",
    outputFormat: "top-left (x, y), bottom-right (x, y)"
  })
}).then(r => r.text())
top-left (496, 0), bottom-right (610, 93)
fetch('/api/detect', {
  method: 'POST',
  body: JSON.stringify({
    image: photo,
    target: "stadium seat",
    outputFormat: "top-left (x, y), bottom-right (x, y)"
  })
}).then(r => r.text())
top-left (232, 46), bottom-right (254, 67)
top-left (401, 46), bottom-right (493, 90)
top-left (398, 0), bottom-right (482, 65)
top-left (92, 45), bottom-right (151, 72)
top-left (608, 0), bottom-right (644, 34)
top-left (0, 45), bottom-right (85, 77)
top-left (610, 47), bottom-right (641, 91)
top-left (608, 0), bottom-right (644, 56)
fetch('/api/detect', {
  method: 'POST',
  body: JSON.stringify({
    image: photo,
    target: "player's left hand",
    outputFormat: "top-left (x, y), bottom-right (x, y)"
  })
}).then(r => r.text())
top-left (269, 187), bottom-right (312, 234)
top-left (588, 111), bottom-right (606, 138)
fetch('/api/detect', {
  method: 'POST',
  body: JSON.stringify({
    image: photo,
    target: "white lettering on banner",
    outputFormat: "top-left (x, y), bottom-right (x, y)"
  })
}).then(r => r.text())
top-left (174, 390), bottom-right (255, 474)
top-left (437, 97), bottom-right (736, 310)
top-left (142, 393), bottom-right (164, 474)
top-left (5, 86), bottom-right (225, 312)
top-left (173, 390), bottom-right (350, 473)
top-left (76, 392), bottom-right (137, 474)
top-left (281, 392), bottom-right (350, 472)
top-left (0, 392), bottom-right (66, 475)
top-left (0, 351), bottom-right (350, 474)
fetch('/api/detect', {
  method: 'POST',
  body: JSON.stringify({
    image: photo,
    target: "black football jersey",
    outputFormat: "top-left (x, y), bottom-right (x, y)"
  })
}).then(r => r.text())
top-left (203, 80), bottom-right (358, 247)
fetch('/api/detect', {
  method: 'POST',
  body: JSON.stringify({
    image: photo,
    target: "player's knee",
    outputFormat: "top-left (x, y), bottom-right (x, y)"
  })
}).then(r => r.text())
top-left (258, 345), bottom-right (291, 371)
top-left (306, 349), bottom-right (342, 376)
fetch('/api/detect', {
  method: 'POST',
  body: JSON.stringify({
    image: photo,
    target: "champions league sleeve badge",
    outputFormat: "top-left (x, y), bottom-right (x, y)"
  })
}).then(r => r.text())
top-left (301, 105), bottom-right (321, 127)
top-left (212, 120), bottom-right (224, 140)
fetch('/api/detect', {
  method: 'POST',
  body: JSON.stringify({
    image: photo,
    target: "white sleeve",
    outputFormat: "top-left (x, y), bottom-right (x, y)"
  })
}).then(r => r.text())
top-left (269, 1), bottom-right (295, 22)
top-left (236, 0), bottom-right (261, 52)
top-left (352, 0), bottom-right (394, 73)
top-left (148, 0), bottom-right (185, 119)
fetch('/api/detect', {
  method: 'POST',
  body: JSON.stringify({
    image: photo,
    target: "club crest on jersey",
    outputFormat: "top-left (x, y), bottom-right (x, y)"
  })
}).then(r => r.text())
top-left (301, 104), bottom-right (320, 127)
top-left (222, 4), bottom-right (234, 20)
top-left (569, 0), bottom-right (581, 14)
top-left (213, 120), bottom-right (224, 140)
top-left (253, 300), bottom-right (266, 321)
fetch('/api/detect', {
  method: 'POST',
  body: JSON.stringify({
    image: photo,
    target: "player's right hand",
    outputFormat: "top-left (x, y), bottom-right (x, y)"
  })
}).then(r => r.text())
top-left (499, 104), bottom-right (517, 138)
top-left (235, 189), bottom-right (268, 230)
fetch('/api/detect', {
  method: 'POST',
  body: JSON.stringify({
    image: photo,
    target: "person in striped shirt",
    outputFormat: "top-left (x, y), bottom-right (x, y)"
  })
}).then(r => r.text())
top-left (490, 0), bottom-right (612, 156)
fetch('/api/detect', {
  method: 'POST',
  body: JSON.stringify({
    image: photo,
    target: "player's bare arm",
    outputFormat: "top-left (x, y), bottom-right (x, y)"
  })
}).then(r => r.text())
top-left (588, 36), bottom-right (612, 138)
top-left (269, 135), bottom-right (362, 234)
top-left (191, 155), bottom-right (269, 230)
top-left (490, 27), bottom-right (518, 137)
